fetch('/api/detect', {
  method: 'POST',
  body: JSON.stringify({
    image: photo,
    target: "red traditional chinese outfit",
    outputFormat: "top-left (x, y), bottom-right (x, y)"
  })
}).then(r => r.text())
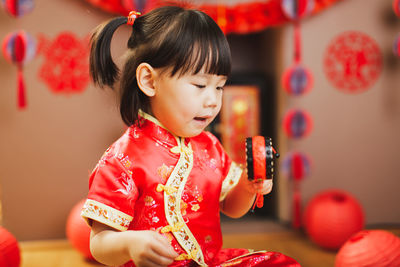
top-left (81, 112), bottom-right (300, 266)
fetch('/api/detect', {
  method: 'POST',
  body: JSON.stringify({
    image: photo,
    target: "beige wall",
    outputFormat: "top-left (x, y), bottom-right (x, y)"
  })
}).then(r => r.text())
top-left (1, 0), bottom-right (399, 242)
top-left (277, 0), bottom-right (400, 224)
top-left (0, 0), bottom-right (127, 240)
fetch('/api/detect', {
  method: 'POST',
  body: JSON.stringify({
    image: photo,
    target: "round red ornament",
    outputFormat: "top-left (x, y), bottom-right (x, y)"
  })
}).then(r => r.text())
top-left (394, 0), bottom-right (400, 17)
top-left (324, 31), bottom-right (382, 93)
top-left (1, 0), bottom-right (34, 17)
top-left (66, 199), bottom-right (94, 260)
top-left (304, 189), bottom-right (364, 250)
top-left (336, 230), bottom-right (400, 267)
top-left (282, 64), bottom-right (313, 96)
top-left (282, 151), bottom-right (311, 181)
top-left (2, 30), bottom-right (36, 109)
top-left (0, 226), bottom-right (21, 267)
top-left (281, 0), bottom-right (313, 20)
top-left (283, 109), bottom-right (313, 139)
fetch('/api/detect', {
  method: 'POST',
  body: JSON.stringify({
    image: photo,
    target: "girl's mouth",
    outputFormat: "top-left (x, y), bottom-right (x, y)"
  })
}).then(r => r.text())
top-left (194, 117), bottom-right (207, 121)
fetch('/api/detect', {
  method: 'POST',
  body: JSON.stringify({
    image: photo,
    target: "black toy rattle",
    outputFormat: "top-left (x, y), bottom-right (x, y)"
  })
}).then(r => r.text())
top-left (245, 136), bottom-right (279, 211)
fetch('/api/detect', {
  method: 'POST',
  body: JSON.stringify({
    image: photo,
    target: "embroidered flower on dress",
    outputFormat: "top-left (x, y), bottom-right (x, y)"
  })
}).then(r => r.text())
top-left (144, 196), bottom-right (155, 207)
top-left (157, 164), bottom-right (174, 183)
top-left (191, 204), bottom-right (200, 212)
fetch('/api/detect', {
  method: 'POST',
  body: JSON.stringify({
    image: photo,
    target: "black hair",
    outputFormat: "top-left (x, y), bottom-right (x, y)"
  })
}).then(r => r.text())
top-left (90, 5), bottom-right (232, 126)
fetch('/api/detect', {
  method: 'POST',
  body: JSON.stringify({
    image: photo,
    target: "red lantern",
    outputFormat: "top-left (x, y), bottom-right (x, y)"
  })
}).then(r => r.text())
top-left (283, 109), bottom-right (313, 139)
top-left (282, 64), bottom-right (313, 96)
top-left (66, 199), bottom-right (94, 260)
top-left (1, 0), bottom-right (34, 17)
top-left (394, 0), bottom-right (400, 17)
top-left (304, 189), bottom-right (364, 250)
top-left (0, 226), bottom-right (21, 267)
top-left (281, 0), bottom-right (314, 20)
top-left (335, 230), bottom-right (400, 267)
top-left (2, 30), bottom-right (36, 109)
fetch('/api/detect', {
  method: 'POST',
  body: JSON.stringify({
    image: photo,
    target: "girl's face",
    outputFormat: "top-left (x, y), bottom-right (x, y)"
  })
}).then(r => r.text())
top-left (150, 68), bottom-right (227, 137)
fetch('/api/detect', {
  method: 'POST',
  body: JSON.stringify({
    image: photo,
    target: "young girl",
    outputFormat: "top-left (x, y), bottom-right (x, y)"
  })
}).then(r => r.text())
top-left (81, 5), bottom-right (300, 267)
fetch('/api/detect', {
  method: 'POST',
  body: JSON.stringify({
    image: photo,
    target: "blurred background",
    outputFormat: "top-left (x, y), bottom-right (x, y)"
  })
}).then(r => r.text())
top-left (0, 0), bottom-right (399, 263)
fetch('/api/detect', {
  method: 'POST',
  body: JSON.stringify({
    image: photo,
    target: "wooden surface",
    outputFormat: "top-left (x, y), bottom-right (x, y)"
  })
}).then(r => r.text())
top-left (20, 228), bottom-right (400, 267)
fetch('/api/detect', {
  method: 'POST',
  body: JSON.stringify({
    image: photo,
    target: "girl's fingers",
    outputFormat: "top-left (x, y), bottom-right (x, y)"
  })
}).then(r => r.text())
top-left (144, 249), bottom-right (175, 266)
top-left (151, 233), bottom-right (179, 259)
top-left (253, 180), bottom-right (273, 195)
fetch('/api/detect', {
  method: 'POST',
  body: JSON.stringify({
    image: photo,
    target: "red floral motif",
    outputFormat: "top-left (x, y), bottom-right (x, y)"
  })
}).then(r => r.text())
top-left (324, 31), bottom-right (382, 93)
top-left (37, 32), bottom-right (90, 94)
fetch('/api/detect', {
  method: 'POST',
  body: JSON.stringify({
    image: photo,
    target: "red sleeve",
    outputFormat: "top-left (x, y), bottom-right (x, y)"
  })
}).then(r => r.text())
top-left (203, 132), bottom-right (243, 201)
top-left (81, 153), bottom-right (139, 231)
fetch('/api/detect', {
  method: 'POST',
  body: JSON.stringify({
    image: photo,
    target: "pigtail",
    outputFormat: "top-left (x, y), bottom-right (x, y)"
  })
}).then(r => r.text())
top-left (90, 17), bottom-right (128, 88)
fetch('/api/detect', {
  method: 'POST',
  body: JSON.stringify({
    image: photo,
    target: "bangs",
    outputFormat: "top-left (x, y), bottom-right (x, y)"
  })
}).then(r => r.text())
top-left (147, 9), bottom-right (231, 77)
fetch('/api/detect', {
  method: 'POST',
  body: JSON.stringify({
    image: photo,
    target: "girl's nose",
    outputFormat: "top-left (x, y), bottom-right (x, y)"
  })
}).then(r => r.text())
top-left (204, 88), bottom-right (219, 108)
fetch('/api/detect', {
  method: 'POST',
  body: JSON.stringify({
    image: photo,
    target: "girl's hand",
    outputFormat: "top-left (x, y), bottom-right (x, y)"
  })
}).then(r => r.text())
top-left (251, 179), bottom-right (273, 195)
top-left (127, 230), bottom-right (179, 267)
top-left (240, 175), bottom-right (273, 196)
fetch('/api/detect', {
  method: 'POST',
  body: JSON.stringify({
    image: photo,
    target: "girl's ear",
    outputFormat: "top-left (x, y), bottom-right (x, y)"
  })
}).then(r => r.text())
top-left (136, 63), bottom-right (157, 97)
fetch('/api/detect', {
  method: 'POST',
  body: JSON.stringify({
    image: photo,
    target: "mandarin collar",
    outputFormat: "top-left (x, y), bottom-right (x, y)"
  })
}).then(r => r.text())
top-left (131, 111), bottom-right (189, 149)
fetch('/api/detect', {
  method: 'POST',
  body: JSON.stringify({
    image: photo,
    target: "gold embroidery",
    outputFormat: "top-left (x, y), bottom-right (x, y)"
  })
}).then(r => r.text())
top-left (191, 204), bottom-right (200, 212)
top-left (170, 145), bottom-right (193, 154)
top-left (219, 162), bottom-right (243, 201)
top-left (81, 199), bottom-right (132, 231)
top-left (160, 222), bottom-right (185, 233)
top-left (175, 249), bottom-right (198, 261)
top-left (157, 164), bottom-right (173, 183)
top-left (162, 139), bottom-right (206, 266)
top-left (156, 184), bottom-right (177, 195)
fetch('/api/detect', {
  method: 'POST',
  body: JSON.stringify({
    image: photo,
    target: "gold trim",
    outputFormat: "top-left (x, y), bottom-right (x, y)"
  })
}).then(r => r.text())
top-left (81, 199), bottom-right (133, 231)
top-left (162, 137), bottom-right (207, 266)
top-left (139, 110), bottom-right (172, 133)
top-left (219, 162), bottom-right (243, 201)
top-left (220, 250), bottom-right (268, 266)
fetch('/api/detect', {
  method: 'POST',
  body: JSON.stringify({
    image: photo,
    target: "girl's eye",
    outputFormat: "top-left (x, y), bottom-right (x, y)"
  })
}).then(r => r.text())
top-left (194, 84), bottom-right (206, 89)
top-left (216, 86), bottom-right (224, 91)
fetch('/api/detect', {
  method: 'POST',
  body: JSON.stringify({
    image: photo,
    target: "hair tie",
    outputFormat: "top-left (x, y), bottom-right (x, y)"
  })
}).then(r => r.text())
top-left (127, 11), bottom-right (141, 25)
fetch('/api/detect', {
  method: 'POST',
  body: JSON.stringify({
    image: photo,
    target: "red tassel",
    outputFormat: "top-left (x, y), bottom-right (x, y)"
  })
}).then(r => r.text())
top-left (292, 153), bottom-right (304, 181)
top-left (292, 182), bottom-right (301, 229)
top-left (17, 68), bottom-right (27, 109)
top-left (294, 21), bottom-right (302, 63)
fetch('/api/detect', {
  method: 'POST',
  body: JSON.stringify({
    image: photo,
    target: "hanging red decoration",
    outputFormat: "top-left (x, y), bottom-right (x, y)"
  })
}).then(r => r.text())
top-left (393, 0), bottom-right (400, 17)
top-left (335, 230), bottom-right (400, 267)
top-left (83, 0), bottom-right (343, 34)
top-left (283, 109), bottom-right (313, 139)
top-left (304, 189), bottom-right (364, 250)
top-left (37, 32), bottom-right (90, 94)
top-left (2, 30), bottom-right (36, 109)
top-left (393, 34), bottom-right (400, 57)
top-left (66, 199), bottom-right (94, 260)
top-left (0, 226), bottom-right (20, 267)
top-left (281, 152), bottom-right (312, 229)
top-left (281, 0), bottom-right (314, 21)
top-left (324, 31), bottom-right (382, 93)
top-left (282, 64), bottom-right (313, 96)
top-left (1, 0), bottom-right (34, 17)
